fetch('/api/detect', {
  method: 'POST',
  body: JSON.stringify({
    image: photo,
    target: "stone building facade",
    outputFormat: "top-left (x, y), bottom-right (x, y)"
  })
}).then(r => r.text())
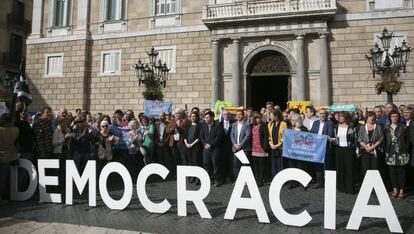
top-left (26, 0), bottom-right (414, 113)
top-left (0, 0), bottom-right (32, 79)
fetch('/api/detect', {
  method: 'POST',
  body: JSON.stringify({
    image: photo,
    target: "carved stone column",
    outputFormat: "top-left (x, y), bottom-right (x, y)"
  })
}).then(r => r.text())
top-left (296, 34), bottom-right (307, 101)
top-left (211, 39), bottom-right (221, 108)
top-left (319, 32), bottom-right (331, 105)
top-left (232, 38), bottom-right (241, 106)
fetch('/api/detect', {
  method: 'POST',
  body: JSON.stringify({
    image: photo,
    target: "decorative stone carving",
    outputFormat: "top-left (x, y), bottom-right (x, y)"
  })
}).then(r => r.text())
top-left (243, 39), bottom-right (295, 59)
top-left (250, 54), bottom-right (290, 74)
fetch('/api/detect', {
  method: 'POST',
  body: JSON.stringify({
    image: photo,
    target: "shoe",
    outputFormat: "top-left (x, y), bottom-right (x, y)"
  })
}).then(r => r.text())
top-left (214, 181), bottom-right (222, 187)
top-left (391, 189), bottom-right (398, 198)
top-left (398, 191), bottom-right (405, 200)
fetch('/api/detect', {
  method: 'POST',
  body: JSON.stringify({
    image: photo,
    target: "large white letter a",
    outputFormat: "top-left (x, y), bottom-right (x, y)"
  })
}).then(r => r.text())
top-left (346, 170), bottom-right (403, 233)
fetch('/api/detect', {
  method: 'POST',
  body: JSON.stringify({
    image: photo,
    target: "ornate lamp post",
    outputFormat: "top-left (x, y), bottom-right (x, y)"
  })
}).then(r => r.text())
top-left (366, 28), bottom-right (411, 103)
top-left (133, 47), bottom-right (170, 100)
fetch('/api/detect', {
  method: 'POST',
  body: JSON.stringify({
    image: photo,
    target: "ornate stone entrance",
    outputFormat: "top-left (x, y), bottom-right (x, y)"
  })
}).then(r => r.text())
top-left (246, 50), bottom-right (291, 110)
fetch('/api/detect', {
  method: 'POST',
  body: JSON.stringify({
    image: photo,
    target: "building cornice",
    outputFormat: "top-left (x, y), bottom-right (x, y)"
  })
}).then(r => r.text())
top-left (333, 9), bottom-right (414, 22)
top-left (27, 25), bottom-right (209, 44)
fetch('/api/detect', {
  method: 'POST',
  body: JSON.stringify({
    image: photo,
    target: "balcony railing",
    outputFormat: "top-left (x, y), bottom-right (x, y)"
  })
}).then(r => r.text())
top-left (202, 0), bottom-right (336, 23)
top-left (7, 14), bottom-right (31, 34)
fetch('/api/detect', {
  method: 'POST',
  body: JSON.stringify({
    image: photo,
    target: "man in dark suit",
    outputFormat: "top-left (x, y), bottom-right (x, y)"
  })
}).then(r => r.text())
top-left (220, 110), bottom-right (235, 183)
top-left (310, 108), bottom-right (335, 188)
top-left (230, 110), bottom-right (252, 180)
top-left (403, 107), bottom-right (414, 200)
top-left (200, 111), bottom-right (223, 187)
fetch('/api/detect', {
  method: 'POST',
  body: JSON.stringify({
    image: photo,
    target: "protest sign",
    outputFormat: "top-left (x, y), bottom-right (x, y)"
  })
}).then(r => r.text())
top-left (282, 129), bottom-right (328, 163)
top-left (144, 100), bottom-right (173, 118)
top-left (329, 104), bottom-right (356, 112)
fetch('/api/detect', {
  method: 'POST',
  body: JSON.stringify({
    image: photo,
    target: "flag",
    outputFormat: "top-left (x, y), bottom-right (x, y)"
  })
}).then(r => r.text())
top-left (287, 101), bottom-right (311, 113)
top-left (13, 58), bottom-right (32, 110)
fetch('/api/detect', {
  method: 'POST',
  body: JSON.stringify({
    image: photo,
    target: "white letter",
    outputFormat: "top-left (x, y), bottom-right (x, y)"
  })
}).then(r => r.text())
top-left (99, 162), bottom-right (133, 210)
top-left (66, 160), bottom-right (96, 206)
top-left (38, 159), bottom-right (61, 203)
top-left (346, 170), bottom-right (403, 233)
top-left (269, 168), bottom-right (312, 226)
top-left (10, 159), bottom-right (37, 201)
top-left (224, 166), bottom-right (269, 223)
top-left (177, 165), bottom-right (211, 218)
top-left (324, 170), bottom-right (336, 230)
top-left (137, 163), bottom-right (171, 213)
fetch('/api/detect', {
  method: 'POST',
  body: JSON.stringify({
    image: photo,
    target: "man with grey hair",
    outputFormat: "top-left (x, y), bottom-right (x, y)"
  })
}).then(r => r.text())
top-left (167, 108), bottom-right (189, 177)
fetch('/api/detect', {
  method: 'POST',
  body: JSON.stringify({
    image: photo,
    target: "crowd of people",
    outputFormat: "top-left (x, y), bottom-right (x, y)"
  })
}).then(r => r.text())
top-left (0, 100), bottom-right (414, 203)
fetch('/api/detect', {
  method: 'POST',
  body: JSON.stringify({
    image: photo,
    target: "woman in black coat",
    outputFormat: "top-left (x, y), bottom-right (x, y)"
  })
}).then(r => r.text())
top-left (184, 112), bottom-right (202, 184)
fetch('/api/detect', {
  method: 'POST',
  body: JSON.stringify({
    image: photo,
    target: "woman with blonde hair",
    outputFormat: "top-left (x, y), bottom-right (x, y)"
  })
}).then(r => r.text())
top-left (287, 113), bottom-right (308, 189)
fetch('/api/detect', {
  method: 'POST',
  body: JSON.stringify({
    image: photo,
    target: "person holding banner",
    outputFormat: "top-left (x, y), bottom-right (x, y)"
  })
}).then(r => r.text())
top-left (357, 111), bottom-right (384, 177)
top-left (287, 113), bottom-right (308, 189)
top-left (385, 110), bottom-right (410, 199)
top-left (310, 108), bottom-right (334, 189)
top-left (251, 112), bottom-right (269, 186)
top-left (333, 111), bottom-right (357, 194)
top-left (267, 109), bottom-right (287, 178)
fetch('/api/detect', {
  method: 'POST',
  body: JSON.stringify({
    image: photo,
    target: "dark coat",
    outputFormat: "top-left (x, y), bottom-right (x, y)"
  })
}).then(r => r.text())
top-left (258, 122), bottom-right (269, 152)
top-left (184, 122), bottom-right (202, 146)
top-left (384, 123), bottom-right (410, 166)
top-left (200, 120), bottom-right (223, 149)
top-left (408, 121), bottom-right (414, 167)
top-left (333, 124), bottom-right (358, 149)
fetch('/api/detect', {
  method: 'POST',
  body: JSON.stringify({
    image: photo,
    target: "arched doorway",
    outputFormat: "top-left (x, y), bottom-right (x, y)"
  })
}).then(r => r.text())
top-left (246, 50), bottom-right (291, 111)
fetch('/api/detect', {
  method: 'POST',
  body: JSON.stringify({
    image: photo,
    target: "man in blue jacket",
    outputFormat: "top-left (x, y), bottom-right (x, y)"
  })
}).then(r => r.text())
top-left (310, 108), bottom-right (334, 188)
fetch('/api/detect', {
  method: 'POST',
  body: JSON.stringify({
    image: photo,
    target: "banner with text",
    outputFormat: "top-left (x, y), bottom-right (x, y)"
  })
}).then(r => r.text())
top-left (144, 100), bottom-right (173, 118)
top-left (282, 129), bottom-right (327, 163)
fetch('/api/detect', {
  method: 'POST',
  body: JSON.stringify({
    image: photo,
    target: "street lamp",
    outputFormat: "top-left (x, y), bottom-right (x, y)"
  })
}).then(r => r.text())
top-left (366, 28), bottom-right (412, 103)
top-left (133, 47), bottom-right (170, 89)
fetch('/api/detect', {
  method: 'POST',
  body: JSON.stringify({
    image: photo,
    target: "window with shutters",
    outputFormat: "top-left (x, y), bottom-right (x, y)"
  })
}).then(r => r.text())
top-left (154, 46), bottom-right (176, 73)
top-left (101, 50), bottom-right (122, 76)
top-left (105, 0), bottom-right (123, 21)
top-left (367, 0), bottom-right (411, 11)
top-left (51, 0), bottom-right (71, 27)
top-left (45, 53), bottom-right (64, 78)
top-left (155, 0), bottom-right (177, 15)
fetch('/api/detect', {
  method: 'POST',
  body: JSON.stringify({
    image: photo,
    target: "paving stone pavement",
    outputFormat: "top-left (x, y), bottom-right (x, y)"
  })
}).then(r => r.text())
top-left (0, 177), bottom-right (413, 234)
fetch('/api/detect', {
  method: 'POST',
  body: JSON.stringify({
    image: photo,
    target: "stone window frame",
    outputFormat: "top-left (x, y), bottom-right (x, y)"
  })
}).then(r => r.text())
top-left (366, 0), bottom-right (412, 11)
top-left (44, 53), bottom-right (64, 78)
top-left (149, 0), bottom-right (181, 29)
top-left (47, 0), bottom-right (73, 37)
top-left (100, 50), bottom-right (122, 76)
top-left (154, 45), bottom-right (177, 73)
top-left (99, 0), bottom-right (128, 33)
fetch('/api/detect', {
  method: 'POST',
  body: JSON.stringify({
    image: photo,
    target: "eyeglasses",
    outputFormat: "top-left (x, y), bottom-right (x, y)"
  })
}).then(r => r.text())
top-left (101, 125), bottom-right (109, 128)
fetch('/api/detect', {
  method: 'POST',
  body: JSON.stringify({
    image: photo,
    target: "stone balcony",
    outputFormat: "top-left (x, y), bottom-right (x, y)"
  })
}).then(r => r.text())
top-left (202, 0), bottom-right (337, 26)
